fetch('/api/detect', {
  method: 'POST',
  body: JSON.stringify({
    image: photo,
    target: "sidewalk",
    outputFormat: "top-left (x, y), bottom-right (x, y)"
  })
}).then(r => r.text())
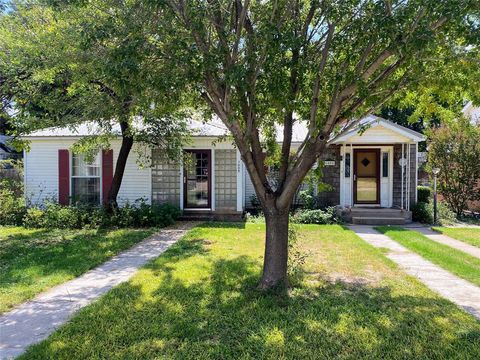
top-left (349, 225), bottom-right (480, 321)
top-left (404, 225), bottom-right (480, 259)
top-left (0, 222), bottom-right (196, 359)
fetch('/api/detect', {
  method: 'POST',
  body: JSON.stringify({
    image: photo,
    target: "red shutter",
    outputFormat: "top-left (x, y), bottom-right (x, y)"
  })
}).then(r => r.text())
top-left (102, 149), bottom-right (113, 204)
top-left (58, 149), bottom-right (70, 205)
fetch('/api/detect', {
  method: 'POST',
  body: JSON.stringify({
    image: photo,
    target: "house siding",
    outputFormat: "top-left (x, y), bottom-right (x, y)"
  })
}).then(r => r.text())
top-left (24, 139), bottom-right (150, 206)
top-left (317, 145), bottom-right (341, 207)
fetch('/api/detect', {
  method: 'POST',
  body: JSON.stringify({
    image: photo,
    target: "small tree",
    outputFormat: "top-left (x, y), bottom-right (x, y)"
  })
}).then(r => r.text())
top-left (0, 1), bottom-right (191, 208)
top-left (428, 118), bottom-right (480, 215)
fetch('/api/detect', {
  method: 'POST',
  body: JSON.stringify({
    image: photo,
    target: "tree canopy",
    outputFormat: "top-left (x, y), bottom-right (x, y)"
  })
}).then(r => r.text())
top-left (0, 0), bottom-right (192, 206)
top-left (159, 0), bottom-right (480, 288)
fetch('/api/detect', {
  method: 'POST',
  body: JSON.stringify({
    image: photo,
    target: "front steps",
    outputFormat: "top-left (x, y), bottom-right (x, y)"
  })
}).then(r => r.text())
top-left (179, 210), bottom-right (244, 222)
top-left (342, 207), bottom-right (412, 225)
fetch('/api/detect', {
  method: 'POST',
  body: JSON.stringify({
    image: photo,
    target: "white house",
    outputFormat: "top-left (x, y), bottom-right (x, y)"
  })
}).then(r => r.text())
top-left (22, 115), bottom-right (425, 224)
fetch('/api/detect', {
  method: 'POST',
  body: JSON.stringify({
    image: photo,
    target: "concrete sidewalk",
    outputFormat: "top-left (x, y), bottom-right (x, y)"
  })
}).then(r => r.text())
top-left (405, 225), bottom-right (480, 259)
top-left (349, 225), bottom-right (480, 321)
top-left (0, 222), bottom-right (196, 359)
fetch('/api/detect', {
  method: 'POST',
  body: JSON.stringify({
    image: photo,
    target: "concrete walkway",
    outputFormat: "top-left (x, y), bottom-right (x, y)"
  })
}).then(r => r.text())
top-left (405, 225), bottom-right (480, 259)
top-left (349, 225), bottom-right (480, 320)
top-left (0, 222), bottom-right (196, 359)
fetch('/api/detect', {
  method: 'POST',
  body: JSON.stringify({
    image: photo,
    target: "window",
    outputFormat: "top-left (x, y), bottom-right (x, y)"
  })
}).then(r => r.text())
top-left (345, 153), bottom-right (351, 178)
top-left (71, 153), bottom-right (101, 205)
top-left (382, 152), bottom-right (389, 177)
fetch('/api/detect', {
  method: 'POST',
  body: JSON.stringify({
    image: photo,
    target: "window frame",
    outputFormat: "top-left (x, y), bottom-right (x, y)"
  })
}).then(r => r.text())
top-left (382, 151), bottom-right (389, 178)
top-left (70, 152), bottom-right (103, 205)
top-left (344, 152), bottom-right (351, 178)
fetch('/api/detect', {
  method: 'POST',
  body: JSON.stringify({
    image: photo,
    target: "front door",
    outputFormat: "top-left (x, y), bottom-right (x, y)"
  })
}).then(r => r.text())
top-left (184, 150), bottom-right (211, 209)
top-left (354, 149), bottom-right (380, 204)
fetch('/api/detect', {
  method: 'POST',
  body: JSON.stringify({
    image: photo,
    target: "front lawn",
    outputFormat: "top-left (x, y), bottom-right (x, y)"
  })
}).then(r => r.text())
top-left (0, 226), bottom-right (153, 314)
top-left (21, 224), bottom-right (480, 359)
top-left (433, 227), bottom-right (480, 248)
top-left (377, 226), bottom-right (480, 287)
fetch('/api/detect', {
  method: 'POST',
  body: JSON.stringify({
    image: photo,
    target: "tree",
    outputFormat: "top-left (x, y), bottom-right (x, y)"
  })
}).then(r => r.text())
top-left (160, 0), bottom-right (479, 289)
top-left (0, 1), bottom-right (190, 208)
top-left (427, 118), bottom-right (480, 215)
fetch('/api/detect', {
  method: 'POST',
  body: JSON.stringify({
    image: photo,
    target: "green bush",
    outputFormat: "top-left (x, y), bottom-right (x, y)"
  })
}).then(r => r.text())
top-left (411, 201), bottom-right (456, 225)
top-left (417, 186), bottom-right (432, 203)
top-left (298, 190), bottom-right (316, 210)
top-left (22, 200), bottom-right (181, 229)
top-left (411, 202), bottom-right (433, 224)
top-left (292, 207), bottom-right (338, 224)
top-left (0, 188), bottom-right (27, 225)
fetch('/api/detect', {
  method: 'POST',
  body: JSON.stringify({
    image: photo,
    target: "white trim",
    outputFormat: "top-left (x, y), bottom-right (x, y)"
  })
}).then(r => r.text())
top-left (331, 117), bottom-right (425, 143)
top-left (211, 149), bottom-right (216, 211)
top-left (415, 143), bottom-right (418, 203)
top-left (23, 149), bottom-right (27, 204)
top-left (242, 162), bottom-right (246, 209)
top-left (401, 144), bottom-right (404, 210)
top-left (339, 144), bottom-right (345, 206)
top-left (343, 145), bottom-right (393, 208)
top-left (179, 162), bottom-right (184, 210)
top-left (236, 149), bottom-right (243, 212)
top-left (70, 151), bottom-right (102, 206)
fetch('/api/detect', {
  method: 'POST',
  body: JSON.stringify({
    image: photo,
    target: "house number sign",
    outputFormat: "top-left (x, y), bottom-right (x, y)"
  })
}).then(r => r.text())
top-left (324, 160), bottom-right (335, 166)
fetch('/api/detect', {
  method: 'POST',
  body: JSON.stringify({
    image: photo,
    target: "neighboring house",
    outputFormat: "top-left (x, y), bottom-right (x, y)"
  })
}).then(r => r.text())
top-left (22, 115), bottom-right (425, 223)
top-left (462, 101), bottom-right (480, 125)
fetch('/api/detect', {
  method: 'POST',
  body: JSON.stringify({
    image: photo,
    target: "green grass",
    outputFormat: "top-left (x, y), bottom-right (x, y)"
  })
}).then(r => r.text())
top-left (376, 226), bottom-right (480, 287)
top-left (0, 226), bottom-right (153, 314)
top-left (433, 227), bottom-right (480, 248)
top-left (20, 223), bottom-right (480, 359)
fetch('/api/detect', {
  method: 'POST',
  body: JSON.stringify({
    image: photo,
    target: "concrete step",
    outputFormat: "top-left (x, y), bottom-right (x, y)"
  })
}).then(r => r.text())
top-left (180, 212), bottom-right (243, 222)
top-left (348, 209), bottom-right (411, 219)
top-left (352, 217), bottom-right (409, 225)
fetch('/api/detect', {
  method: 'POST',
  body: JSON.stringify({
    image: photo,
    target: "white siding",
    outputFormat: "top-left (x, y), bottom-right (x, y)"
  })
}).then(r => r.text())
top-left (25, 139), bottom-right (150, 206)
top-left (346, 125), bottom-right (410, 144)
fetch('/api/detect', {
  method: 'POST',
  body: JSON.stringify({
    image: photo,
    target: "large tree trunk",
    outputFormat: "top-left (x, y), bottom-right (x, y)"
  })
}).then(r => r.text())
top-left (258, 206), bottom-right (290, 290)
top-left (106, 120), bottom-right (133, 210)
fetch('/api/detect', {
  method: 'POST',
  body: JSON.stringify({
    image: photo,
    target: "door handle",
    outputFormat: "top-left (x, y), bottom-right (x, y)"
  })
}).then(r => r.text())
top-left (353, 174), bottom-right (356, 181)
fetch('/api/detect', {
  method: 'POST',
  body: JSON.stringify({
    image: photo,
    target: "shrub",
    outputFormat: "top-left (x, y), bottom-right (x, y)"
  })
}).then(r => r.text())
top-left (0, 187), bottom-right (27, 225)
top-left (245, 212), bottom-right (265, 223)
top-left (417, 186), bottom-right (431, 203)
top-left (292, 207), bottom-right (337, 224)
top-left (427, 118), bottom-right (480, 215)
top-left (22, 200), bottom-right (181, 229)
top-left (411, 201), bottom-right (456, 225)
top-left (411, 202), bottom-right (433, 224)
top-left (298, 190), bottom-right (316, 210)
top-left (23, 207), bottom-right (47, 228)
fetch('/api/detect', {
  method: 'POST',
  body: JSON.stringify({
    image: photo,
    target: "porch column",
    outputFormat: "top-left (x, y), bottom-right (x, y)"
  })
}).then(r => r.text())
top-left (236, 149), bottom-right (244, 212)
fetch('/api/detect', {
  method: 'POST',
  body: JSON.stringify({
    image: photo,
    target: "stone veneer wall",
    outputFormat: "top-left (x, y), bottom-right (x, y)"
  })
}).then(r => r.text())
top-left (151, 149), bottom-right (181, 206)
top-left (392, 144), bottom-right (417, 208)
top-left (317, 145), bottom-right (341, 207)
top-left (215, 149), bottom-right (237, 210)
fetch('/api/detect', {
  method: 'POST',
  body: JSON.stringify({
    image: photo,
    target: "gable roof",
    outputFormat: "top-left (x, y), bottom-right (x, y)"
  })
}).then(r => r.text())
top-left (23, 118), bottom-right (229, 138)
top-left (22, 114), bottom-right (425, 144)
top-left (330, 115), bottom-right (425, 144)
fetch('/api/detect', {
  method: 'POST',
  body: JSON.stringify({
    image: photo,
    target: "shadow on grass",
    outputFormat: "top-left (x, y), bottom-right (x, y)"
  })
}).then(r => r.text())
top-left (22, 230), bottom-right (480, 360)
top-left (0, 228), bottom-right (152, 313)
